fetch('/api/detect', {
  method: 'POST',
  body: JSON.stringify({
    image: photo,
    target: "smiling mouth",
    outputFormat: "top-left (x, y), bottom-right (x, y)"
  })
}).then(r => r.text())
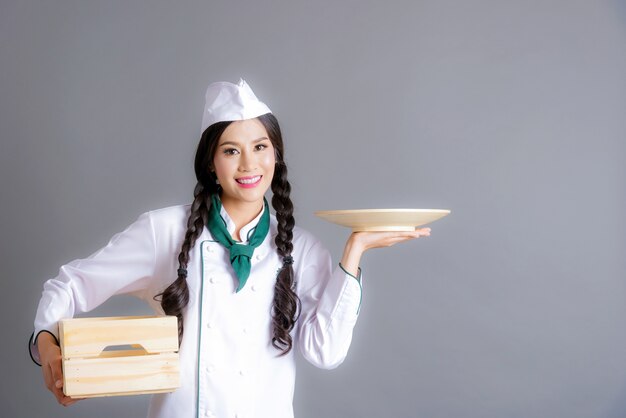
top-left (236, 175), bottom-right (262, 185)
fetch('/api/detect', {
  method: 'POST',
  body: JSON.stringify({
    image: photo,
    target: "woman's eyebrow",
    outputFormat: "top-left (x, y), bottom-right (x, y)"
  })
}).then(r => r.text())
top-left (219, 137), bottom-right (269, 147)
top-left (218, 141), bottom-right (240, 147)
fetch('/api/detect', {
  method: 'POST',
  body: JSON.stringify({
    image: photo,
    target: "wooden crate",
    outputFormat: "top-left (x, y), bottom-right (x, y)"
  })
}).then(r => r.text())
top-left (59, 315), bottom-right (180, 398)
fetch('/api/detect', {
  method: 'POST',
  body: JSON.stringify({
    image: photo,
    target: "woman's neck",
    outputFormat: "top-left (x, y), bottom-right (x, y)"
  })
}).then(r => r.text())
top-left (219, 196), bottom-right (264, 241)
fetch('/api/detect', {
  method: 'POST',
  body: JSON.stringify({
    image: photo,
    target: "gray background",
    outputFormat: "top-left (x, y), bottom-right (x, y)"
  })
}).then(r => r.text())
top-left (1, 0), bottom-right (625, 417)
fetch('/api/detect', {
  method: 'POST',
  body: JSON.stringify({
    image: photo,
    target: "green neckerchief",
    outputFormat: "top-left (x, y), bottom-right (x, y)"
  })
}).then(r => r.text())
top-left (207, 193), bottom-right (270, 292)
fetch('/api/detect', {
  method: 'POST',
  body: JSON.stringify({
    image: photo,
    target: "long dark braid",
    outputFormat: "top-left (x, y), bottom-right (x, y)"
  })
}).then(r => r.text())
top-left (257, 114), bottom-right (301, 355)
top-left (271, 161), bottom-right (300, 354)
top-left (156, 121), bottom-right (230, 344)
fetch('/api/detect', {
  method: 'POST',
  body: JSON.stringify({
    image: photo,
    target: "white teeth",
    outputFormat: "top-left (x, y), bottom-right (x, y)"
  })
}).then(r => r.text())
top-left (237, 176), bottom-right (261, 184)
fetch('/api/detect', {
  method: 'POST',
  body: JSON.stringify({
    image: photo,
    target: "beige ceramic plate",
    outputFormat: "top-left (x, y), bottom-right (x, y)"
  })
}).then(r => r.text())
top-left (314, 209), bottom-right (451, 232)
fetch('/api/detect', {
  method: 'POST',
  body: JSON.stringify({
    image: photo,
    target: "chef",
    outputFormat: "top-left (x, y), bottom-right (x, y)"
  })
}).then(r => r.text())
top-left (30, 79), bottom-right (431, 418)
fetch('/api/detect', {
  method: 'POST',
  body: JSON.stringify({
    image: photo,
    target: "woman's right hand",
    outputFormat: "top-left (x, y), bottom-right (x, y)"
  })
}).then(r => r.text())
top-left (37, 332), bottom-right (81, 406)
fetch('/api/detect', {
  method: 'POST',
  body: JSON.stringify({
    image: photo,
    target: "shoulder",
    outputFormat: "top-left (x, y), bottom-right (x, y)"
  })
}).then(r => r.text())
top-left (138, 204), bottom-right (191, 234)
top-left (142, 204), bottom-right (190, 220)
top-left (292, 224), bottom-right (322, 251)
top-left (269, 214), bottom-right (327, 256)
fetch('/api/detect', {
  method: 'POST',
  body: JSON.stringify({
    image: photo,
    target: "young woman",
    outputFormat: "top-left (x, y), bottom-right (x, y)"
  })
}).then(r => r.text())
top-left (30, 79), bottom-right (431, 418)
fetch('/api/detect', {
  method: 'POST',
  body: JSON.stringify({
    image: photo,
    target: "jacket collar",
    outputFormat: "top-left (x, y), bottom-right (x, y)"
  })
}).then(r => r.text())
top-left (218, 201), bottom-right (266, 244)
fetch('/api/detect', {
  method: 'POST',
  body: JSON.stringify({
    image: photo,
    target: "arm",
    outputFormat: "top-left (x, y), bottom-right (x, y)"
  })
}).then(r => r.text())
top-left (32, 212), bottom-right (158, 342)
top-left (296, 243), bottom-right (361, 369)
top-left (30, 211), bottom-right (159, 404)
top-left (297, 227), bottom-right (431, 369)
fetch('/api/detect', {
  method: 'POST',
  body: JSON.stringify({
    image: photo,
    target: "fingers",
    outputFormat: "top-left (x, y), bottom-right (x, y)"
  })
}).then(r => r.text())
top-left (52, 373), bottom-right (81, 406)
top-left (49, 360), bottom-right (68, 405)
top-left (384, 233), bottom-right (421, 246)
top-left (386, 228), bottom-right (430, 239)
top-left (366, 228), bottom-right (432, 249)
top-left (61, 397), bottom-right (81, 407)
top-left (50, 358), bottom-right (63, 392)
top-left (38, 334), bottom-right (82, 406)
top-left (415, 227), bottom-right (431, 237)
top-left (394, 227), bottom-right (430, 244)
top-left (43, 353), bottom-right (81, 406)
top-left (386, 227), bottom-right (431, 242)
top-left (349, 227), bottom-right (433, 252)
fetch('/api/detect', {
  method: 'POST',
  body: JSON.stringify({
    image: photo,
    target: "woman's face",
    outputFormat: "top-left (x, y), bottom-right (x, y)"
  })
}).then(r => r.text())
top-left (212, 118), bottom-right (275, 210)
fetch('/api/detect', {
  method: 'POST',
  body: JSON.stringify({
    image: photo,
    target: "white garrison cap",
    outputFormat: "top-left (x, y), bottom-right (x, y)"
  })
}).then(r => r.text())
top-left (201, 78), bottom-right (272, 133)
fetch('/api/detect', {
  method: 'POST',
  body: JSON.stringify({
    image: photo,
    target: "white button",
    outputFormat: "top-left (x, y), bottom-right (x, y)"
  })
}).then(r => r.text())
top-left (251, 284), bottom-right (257, 292)
top-left (206, 322), bottom-right (214, 329)
top-left (204, 410), bottom-right (214, 418)
top-left (209, 277), bottom-right (218, 283)
top-left (207, 365), bottom-right (215, 373)
top-left (242, 328), bottom-right (248, 334)
top-left (239, 370), bottom-right (245, 376)
top-left (255, 253), bottom-right (263, 261)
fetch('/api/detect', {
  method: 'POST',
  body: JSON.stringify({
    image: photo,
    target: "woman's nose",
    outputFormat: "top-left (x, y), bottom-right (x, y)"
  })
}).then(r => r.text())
top-left (238, 150), bottom-right (256, 172)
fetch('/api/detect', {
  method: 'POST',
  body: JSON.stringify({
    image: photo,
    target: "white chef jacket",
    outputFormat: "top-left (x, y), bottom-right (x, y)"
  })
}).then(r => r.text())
top-left (31, 203), bottom-right (363, 418)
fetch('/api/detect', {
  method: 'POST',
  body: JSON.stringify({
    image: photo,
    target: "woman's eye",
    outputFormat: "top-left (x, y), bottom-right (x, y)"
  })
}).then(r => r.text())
top-left (223, 148), bottom-right (239, 156)
top-left (254, 144), bottom-right (268, 151)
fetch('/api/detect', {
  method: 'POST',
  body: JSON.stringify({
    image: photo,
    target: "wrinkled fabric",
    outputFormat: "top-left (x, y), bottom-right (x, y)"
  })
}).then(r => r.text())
top-left (32, 204), bottom-right (362, 418)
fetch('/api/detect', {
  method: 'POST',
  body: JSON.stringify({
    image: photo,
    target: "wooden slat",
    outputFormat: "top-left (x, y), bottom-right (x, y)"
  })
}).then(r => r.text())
top-left (60, 316), bottom-right (178, 358)
top-left (63, 353), bottom-right (179, 398)
top-left (68, 388), bottom-right (176, 398)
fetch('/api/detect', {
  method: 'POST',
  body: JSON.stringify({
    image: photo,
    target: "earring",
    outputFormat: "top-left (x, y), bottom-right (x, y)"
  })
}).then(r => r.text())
top-left (210, 169), bottom-right (220, 185)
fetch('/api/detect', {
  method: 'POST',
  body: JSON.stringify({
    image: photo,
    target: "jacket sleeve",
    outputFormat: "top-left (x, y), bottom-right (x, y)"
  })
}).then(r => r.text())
top-left (30, 212), bottom-right (159, 360)
top-left (295, 240), bottom-right (363, 369)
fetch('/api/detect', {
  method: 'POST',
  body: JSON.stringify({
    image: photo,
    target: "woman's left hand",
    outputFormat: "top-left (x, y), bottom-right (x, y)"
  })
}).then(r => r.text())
top-left (340, 228), bottom-right (431, 276)
top-left (351, 228), bottom-right (431, 251)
